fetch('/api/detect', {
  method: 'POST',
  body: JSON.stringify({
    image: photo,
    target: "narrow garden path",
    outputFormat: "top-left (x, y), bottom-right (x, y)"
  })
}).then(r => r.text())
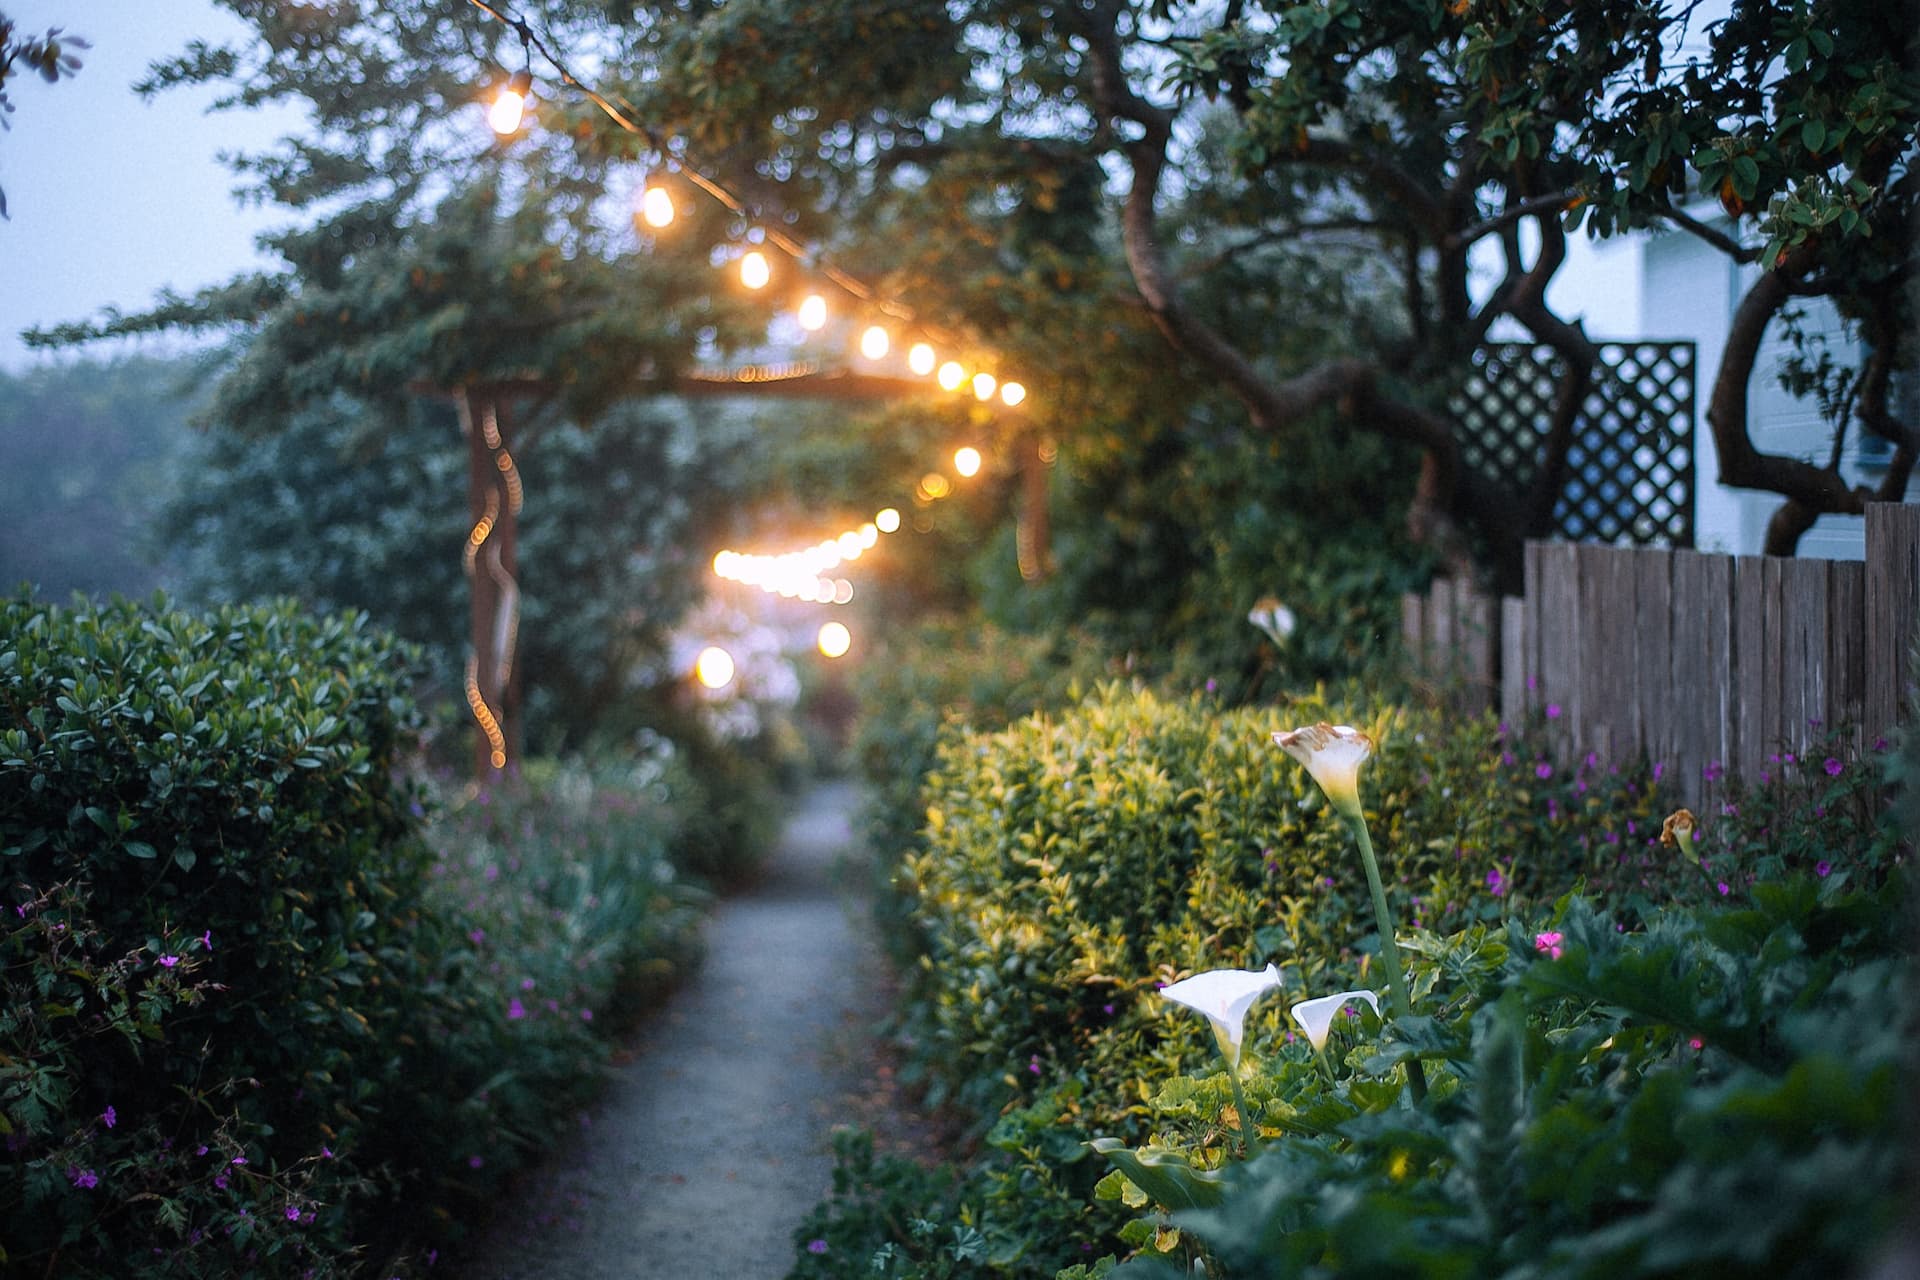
top-left (461, 780), bottom-right (886, 1279)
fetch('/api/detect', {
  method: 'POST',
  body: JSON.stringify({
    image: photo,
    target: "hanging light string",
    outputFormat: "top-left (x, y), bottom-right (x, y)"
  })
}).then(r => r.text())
top-left (466, 0), bottom-right (908, 321)
top-left (464, 1), bottom-right (1036, 600)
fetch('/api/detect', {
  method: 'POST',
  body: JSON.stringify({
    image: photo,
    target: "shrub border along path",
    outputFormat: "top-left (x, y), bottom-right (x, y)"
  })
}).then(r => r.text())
top-left (461, 781), bottom-right (886, 1278)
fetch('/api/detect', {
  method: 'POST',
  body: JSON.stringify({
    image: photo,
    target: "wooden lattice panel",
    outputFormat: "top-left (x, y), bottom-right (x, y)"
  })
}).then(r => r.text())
top-left (1450, 342), bottom-right (1696, 547)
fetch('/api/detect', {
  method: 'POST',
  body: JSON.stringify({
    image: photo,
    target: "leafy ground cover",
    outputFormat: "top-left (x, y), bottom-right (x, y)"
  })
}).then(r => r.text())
top-left (0, 594), bottom-right (762, 1276)
top-left (793, 668), bottom-right (1909, 1279)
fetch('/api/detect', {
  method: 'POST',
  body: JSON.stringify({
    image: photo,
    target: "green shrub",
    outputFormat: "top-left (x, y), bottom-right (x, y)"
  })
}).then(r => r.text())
top-left (0, 593), bottom-right (431, 1275)
top-left (0, 595), bottom-right (711, 1276)
top-left (901, 684), bottom-right (1668, 1121)
top-left (1089, 870), bottom-right (1912, 1279)
top-left (852, 617), bottom-right (1114, 956)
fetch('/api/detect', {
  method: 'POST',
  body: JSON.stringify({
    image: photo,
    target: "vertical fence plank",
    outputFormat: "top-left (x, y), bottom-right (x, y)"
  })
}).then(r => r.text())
top-left (1401, 592), bottom-right (1426, 680)
top-left (1573, 545), bottom-right (1614, 760)
top-left (1501, 596), bottom-right (1526, 725)
top-left (1431, 578), bottom-right (1456, 690)
top-left (1524, 543), bottom-right (1547, 719)
top-left (1539, 543), bottom-right (1581, 755)
top-left (1633, 548), bottom-right (1673, 776)
top-left (1734, 557), bottom-right (1769, 783)
top-left (1699, 553), bottom-right (1736, 807)
top-left (1828, 563), bottom-right (1865, 759)
top-left (1462, 584), bottom-right (1494, 715)
top-left (1865, 503), bottom-right (1920, 748)
top-left (1778, 559), bottom-right (1831, 763)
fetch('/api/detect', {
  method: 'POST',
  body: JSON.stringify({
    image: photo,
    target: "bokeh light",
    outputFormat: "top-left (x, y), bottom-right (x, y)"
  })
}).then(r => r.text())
top-left (817, 622), bottom-right (852, 659)
top-left (695, 646), bottom-right (735, 689)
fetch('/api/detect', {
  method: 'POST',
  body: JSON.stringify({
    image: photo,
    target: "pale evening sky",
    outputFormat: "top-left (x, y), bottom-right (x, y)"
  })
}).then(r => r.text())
top-left (0, 1), bottom-right (302, 370)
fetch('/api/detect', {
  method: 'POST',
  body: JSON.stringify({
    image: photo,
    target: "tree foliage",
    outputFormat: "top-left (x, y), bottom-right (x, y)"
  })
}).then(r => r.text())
top-left (0, 10), bottom-right (86, 217)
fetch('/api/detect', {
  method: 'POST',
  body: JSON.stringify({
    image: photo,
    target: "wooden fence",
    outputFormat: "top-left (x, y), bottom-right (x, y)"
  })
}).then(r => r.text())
top-left (1402, 502), bottom-right (1920, 808)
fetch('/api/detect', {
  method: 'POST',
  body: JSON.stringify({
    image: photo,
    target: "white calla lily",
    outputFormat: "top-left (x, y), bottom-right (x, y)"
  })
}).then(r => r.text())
top-left (1272, 722), bottom-right (1373, 818)
top-left (1160, 964), bottom-right (1283, 1069)
top-left (1247, 597), bottom-right (1297, 647)
top-left (1289, 989), bottom-right (1382, 1053)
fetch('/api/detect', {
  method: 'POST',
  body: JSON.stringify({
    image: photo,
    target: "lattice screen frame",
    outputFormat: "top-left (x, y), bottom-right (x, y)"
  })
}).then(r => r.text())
top-left (1449, 342), bottom-right (1697, 548)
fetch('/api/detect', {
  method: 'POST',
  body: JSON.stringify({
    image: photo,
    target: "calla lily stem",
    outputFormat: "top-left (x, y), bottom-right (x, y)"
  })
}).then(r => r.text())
top-left (1343, 812), bottom-right (1429, 1103)
top-left (1226, 1064), bottom-right (1260, 1158)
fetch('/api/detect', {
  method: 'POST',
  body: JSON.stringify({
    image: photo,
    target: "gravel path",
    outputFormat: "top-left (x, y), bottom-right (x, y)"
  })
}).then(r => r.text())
top-left (459, 780), bottom-right (882, 1279)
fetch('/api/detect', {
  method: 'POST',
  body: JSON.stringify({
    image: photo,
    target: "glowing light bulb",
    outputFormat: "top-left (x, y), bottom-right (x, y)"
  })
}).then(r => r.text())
top-left (875, 507), bottom-right (901, 533)
top-left (920, 472), bottom-right (951, 499)
top-left (908, 343), bottom-right (936, 376)
top-left (740, 250), bottom-right (771, 289)
top-left (488, 71), bottom-right (532, 136)
top-left (860, 325), bottom-right (890, 360)
top-left (954, 446), bottom-right (982, 478)
top-left (798, 294), bottom-right (828, 331)
top-left (858, 522), bottom-right (878, 548)
top-left (817, 622), bottom-right (852, 659)
top-left (837, 531), bottom-right (864, 559)
top-left (972, 372), bottom-right (997, 401)
top-left (640, 185), bottom-right (675, 228)
top-left (832, 579), bottom-right (854, 605)
top-left (1000, 380), bottom-right (1027, 406)
top-left (695, 646), bottom-right (735, 690)
top-left (937, 361), bottom-right (965, 391)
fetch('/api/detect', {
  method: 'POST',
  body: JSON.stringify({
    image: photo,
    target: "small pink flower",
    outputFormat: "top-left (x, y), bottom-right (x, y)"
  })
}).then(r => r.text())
top-left (1688, 1036), bottom-right (1704, 1051)
top-left (159, 955), bottom-right (180, 968)
top-left (1533, 931), bottom-right (1565, 961)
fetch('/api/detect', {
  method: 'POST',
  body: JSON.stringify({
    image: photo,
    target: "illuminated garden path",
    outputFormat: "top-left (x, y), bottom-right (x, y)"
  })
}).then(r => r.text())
top-left (462, 780), bottom-right (886, 1279)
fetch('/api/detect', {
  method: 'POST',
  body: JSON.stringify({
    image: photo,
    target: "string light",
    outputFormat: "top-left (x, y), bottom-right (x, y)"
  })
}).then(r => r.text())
top-left (695, 646), bottom-right (735, 689)
top-left (739, 250), bottom-right (771, 289)
top-left (488, 68), bottom-right (532, 135)
top-left (798, 294), bottom-right (828, 331)
top-left (1001, 380), bottom-right (1027, 406)
top-left (937, 361), bottom-right (966, 391)
top-left (817, 622), bottom-right (852, 659)
top-left (971, 372), bottom-right (997, 401)
top-left (908, 343), bottom-right (936, 376)
top-left (954, 446), bottom-right (982, 478)
top-left (859, 325), bottom-right (890, 360)
top-left (876, 507), bottom-right (901, 533)
top-left (639, 184), bottom-right (675, 228)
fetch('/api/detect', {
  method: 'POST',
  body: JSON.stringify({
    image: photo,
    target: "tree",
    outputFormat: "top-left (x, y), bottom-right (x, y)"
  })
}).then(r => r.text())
top-left (565, 0), bottom-right (1916, 573)
top-left (0, 10), bottom-right (85, 217)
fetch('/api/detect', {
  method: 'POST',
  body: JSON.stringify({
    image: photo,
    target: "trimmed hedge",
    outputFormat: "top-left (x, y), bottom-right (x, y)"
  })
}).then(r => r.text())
top-left (0, 595), bottom-right (709, 1276)
top-left (900, 684), bottom-right (1668, 1120)
top-left (1, 595), bottom-right (434, 1274)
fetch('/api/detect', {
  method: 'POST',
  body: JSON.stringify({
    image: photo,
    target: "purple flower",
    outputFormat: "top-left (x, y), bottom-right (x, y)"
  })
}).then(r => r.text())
top-left (1823, 757), bottom-right (1843, 777)
top-left (102, 1105), bottom-right (117, 1129)
top-left (286, 1206), bottom-right (301, 1221)
top-left (159, 955), bottom-right (180, 969)
top-left (468, 928), bottom-right (486, 946)
top-left (69, 1167), bottom-right (99, 1189)
top-left (1716, 881), bottom-right (1731, 896)
top-left (1027, 1054), bottom-right (1042, 1075)
top-left (1652, 762), bottom-right (1665, 782)
top-left (1816, 860), bottom-right (1832, 877)
top-left (215, 1175), bottom-right (230, 1190)
top-left (1204, 678), bottom-right (1218, 693)
top-left (1703, 760), bottom-right (1724, 782)
top-left (1535, 762), bottom-right (1553, 780)
top-left (520, 977), bottom-right (535, 991)
top-left (1545, 702), bottom-right (1562, 719)
top-left (508, 998), bottom-right (526, 1020)
top-left (580, 1008), bottom-right (594, 1022)
top-left (199, 930), bottom-right (213, 951)
top-left (468, 1155), bottom-right (484, 1169)
top-left (1485, 868), bottom-right (1507, 897)
top-left (808, 1239), bottom-right (829, 1255)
